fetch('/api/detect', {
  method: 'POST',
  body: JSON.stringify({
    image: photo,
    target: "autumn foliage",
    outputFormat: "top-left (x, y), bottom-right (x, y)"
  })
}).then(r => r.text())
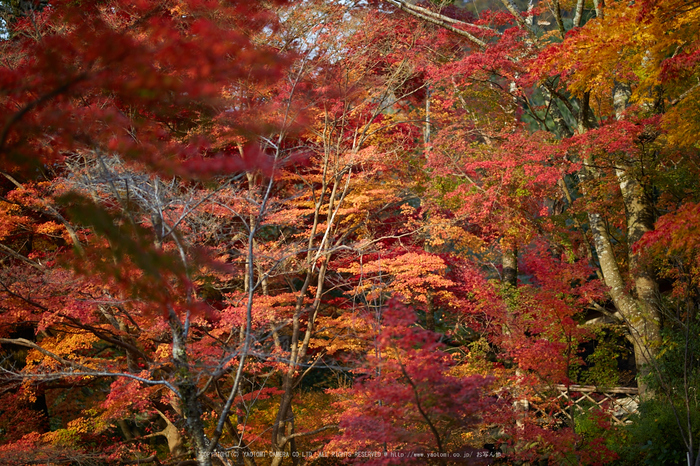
top-left (0, 0), bottom-right (699, 465)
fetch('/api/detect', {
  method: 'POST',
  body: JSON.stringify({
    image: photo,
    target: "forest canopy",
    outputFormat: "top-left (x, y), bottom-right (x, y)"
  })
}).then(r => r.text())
top-left (0, 0), bottom-right (699, 465)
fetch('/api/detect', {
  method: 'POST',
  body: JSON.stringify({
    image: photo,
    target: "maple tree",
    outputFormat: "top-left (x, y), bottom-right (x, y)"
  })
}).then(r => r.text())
top-left (1, 0), bottom-right (699, 464)
top-left (329, 300), bottom-right (491, 464)
top-left (382, 0), bottom-right (699, 371)
top-left (0, 0), bottom-right (304, 464)
top-left (366, 0), bottom-right (700, 462)
top-left (0, 1), bottom-right (477, 464)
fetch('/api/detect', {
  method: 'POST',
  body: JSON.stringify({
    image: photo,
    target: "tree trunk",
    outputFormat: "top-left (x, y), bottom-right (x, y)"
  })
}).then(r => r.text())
top-left (615, 82), bottom-right (662, 394)
top-left (426, 291), bottom-right (436, 331)
top-left (617, 166), bottom-right (662, 393)
top-left (502, 240), bottom-right (517, 290)
top-left (574, 83), bottom-right (662, 397)
top-left (585, 169), bottom-right (661, 396)
top-left (169, 309), bottom-right (212, 466)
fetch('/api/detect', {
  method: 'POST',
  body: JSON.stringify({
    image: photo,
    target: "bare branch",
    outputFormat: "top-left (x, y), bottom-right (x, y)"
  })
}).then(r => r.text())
top-left (0, 365), bottom-right (181, 396)
top-left (0, 243), bottom-right (45, 270)
top-left (386, 0), bottom-right (488, 49)
top-left (282, 424), bottom-right (338, 442)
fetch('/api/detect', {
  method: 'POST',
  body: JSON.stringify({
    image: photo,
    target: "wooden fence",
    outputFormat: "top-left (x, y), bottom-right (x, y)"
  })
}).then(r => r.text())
top-left (532, 384), bottom-right (640, 426)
